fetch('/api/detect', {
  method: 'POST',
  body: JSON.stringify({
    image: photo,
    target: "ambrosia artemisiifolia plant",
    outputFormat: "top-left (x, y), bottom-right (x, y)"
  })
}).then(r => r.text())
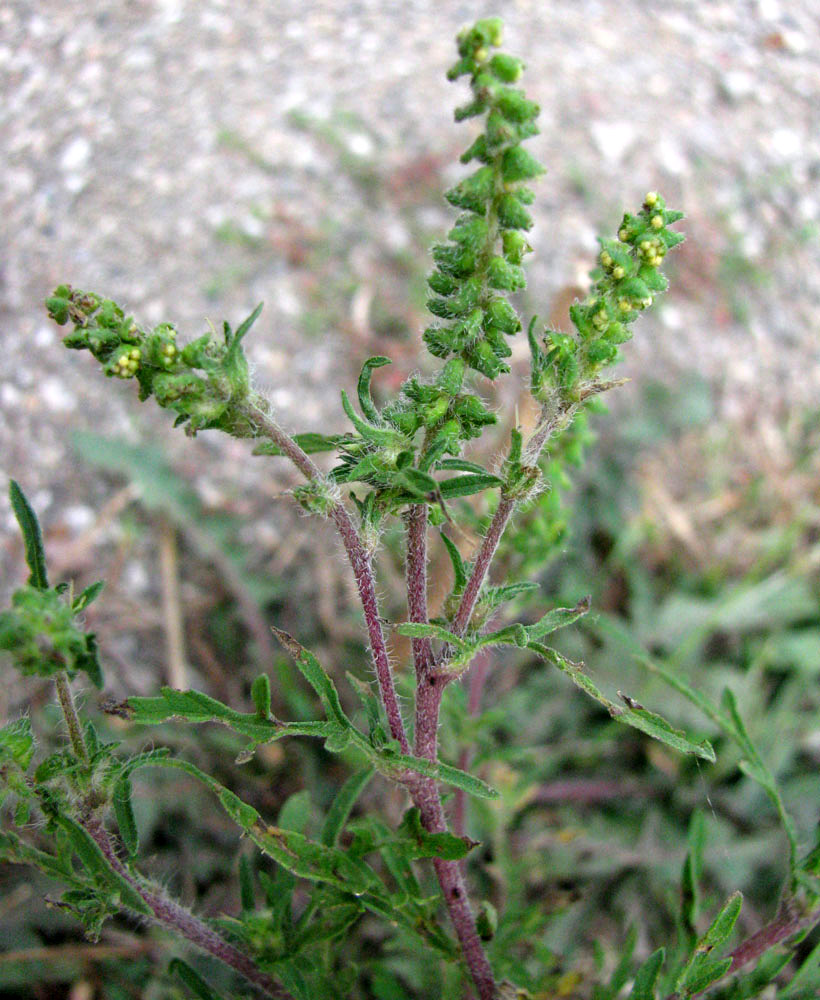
top-left (3, 18), bottom-right (819, 1000)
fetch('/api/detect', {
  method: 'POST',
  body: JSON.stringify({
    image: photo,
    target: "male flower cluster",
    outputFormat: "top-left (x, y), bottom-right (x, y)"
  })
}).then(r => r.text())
top-left (45, 286), bottom-right (262, 437)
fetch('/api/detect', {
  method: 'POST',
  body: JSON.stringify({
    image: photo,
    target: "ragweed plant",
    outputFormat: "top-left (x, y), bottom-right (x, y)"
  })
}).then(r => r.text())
top-left (3, 18), bottom-right (819, 1000)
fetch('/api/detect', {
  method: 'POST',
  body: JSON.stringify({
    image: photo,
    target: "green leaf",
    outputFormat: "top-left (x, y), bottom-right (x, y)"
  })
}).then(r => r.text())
top-left (701, 891), bottom-right (743, 950)
top-left (249, 824), bottom-right (382, 896)
top-left (271, 628), bottom-right (359, 740)
top-left (679, 958), bottom-right (732, 996)
top-left (676, 892), bottom-right (742, 996)
top-left (341, 390), bottom-right (403, 446)
top-left (723, 688), bottom-right (799, 873)
top-left (594, 926), bottom-right (637, 1000)
top-left (681, 810), bottom-right (706, 935)
top-left (76, 632), bottom-right (104, 689)
top-left (357, 356), bottom-right (391, 423)
top-left (0, 829), bottom-right (79, 885)
top-left (56, 816), bottom-right (151, 916)
top-left (378, 747), bottom-right (499, 799)
top-left (529, 643), bottom-right (716, 762)
top-left (320, 768), bottom-right (374, 847)
top-left (112, 777), bottom-right (138, 857)
top-left (781, 937), bottom-right (820, 997)
top-left (122, 686), bottom-right (336, 759)
top-left (0, 716), bottom-right (36, 770)
top-left (232, 301), bottom-right (264, 343)
top-left (525, 595), bottom-right (590, 640)
top-left (72, 580), bottom-right (105, 612)
top-left (397, 806), bottom-right (478, 860)
top-left (437, 458), bottom-right (493, 475)
top-left (125, 754), bottom-right (260, 830)
top-left (9, 480), bottom-right (49, 590)
top-left (253, 431), bottom-right (347, 456)
top-left (438, 472), bottom-right (502, 500)
top-left (440, 532), bottom-right (467, 591)
top-left (629, 948), bottom-right (665, 999)
top-left (481, 581), bottom-right (539, 611)
top-left (395, 621), bottom-right (468, 650)
top-left (169, 958), bottom-right (223, 1000)
top-left (239, 854), bottom-right (255, 911)
top-left (251, 673), bottom-right (271, 719)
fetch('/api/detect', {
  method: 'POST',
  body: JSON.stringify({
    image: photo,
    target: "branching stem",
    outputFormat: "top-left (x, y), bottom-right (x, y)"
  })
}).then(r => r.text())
top-left (83, 816), bottom-right (292, 1000)
top-left (241, 400), bottom-right (410, 754)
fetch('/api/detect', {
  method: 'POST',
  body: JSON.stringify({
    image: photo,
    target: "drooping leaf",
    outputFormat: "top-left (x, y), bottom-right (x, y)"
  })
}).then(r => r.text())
top-left (529, 643), bottom-right (716, 762)
top-left (357, 356), bottom-right (391, 423)
top-left (440, 532), bottom-right (467, 591)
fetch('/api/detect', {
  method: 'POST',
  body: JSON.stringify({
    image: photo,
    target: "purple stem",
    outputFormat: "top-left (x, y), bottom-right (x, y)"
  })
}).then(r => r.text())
top-left (330, 504), bottom-right (410, 754)
top-left (727, 902), bottom-right (820, 975)
top-left (452, 651), bottom-right (490, 839)
top-left (410, 774), bottom-right (496, 1000)
top-left (246, 403), bottom-right (493, 994)
top-left (243, 401), bottom-right (410, 754)
top-left (450, 496), bottom-right (515, 639)
top-left (661, 900), bottom-right (820, 999)
top-left (83, 816), bottom-right (291, 1000)
top-left (405, 504), bottom-right (434, 682)
top-left (403, 510), bottom-right (496, 998)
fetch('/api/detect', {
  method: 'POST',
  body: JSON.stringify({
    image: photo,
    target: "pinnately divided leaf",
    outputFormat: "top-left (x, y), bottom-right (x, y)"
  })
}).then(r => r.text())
top-left (529, 642), bottom-right (715, 762)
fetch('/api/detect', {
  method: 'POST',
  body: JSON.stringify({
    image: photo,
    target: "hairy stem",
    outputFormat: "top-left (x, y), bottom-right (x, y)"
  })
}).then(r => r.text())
top-left (727, 901), bottom-right (820, 976)
top-left (410, 775), bottom-right (496, 1000)
top-left (405, 504), bottom-right (434, 681)
top-left (242, 400), bottom-right (410, 754)
top-left (450, 399), bottom-right (572, 645)
top-left (452, 651), bottom-right (490, 838)
top-left (83, 816), bottom-right (291, 1000)
top-left (240, 403), bottom-right (492, 990)
top-left (55, 672), bottom-right (89, 766)
top-left (404, 508), bottom-right (494, 995)
top-left (451, 495), bottom-right (515, 638)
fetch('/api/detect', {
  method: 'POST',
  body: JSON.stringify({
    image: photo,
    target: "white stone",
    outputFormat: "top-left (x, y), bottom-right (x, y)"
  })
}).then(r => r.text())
top-left (59, 136), bottom-right (91, 172)
top-left (589, 120), bottom-right (637, 166)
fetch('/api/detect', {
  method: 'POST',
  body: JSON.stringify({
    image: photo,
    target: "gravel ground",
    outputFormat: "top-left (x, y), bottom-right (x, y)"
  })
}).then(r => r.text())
top-left (1, 0), bottom-right (819, 607)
